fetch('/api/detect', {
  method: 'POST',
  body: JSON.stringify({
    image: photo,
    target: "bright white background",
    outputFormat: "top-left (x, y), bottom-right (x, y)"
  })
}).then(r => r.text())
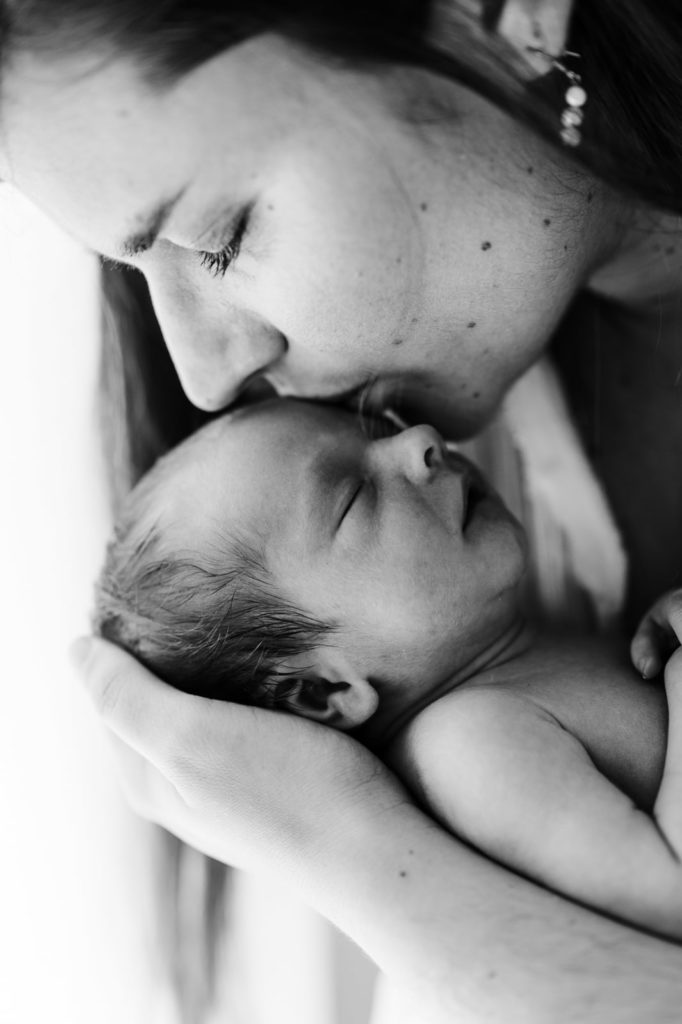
top-left (0, 190), bottom-right (374, 1024)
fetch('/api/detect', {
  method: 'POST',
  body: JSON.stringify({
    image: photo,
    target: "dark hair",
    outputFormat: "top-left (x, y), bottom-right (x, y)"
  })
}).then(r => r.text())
top-left (4, 1), bottom-right (682, 213)
top-left (6, 0), bottom-right (681, 1020)
top-left (92, 409), bottom-right (334, 1024)
top-left (93, 438), bottom-right (334, 704)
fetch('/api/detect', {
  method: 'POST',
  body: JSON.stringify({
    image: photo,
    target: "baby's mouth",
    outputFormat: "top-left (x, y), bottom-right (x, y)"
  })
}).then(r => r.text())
top-left (461, 472), bottom-right (486, 532)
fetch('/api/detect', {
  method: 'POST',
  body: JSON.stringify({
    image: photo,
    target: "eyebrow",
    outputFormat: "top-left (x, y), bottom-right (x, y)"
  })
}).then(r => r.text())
top-left (117, 189), bottom-right (186, 258)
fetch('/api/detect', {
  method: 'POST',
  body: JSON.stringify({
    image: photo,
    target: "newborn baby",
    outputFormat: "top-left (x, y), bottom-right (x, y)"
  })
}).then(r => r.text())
top-left (95, 399), bottom-right (682, 937)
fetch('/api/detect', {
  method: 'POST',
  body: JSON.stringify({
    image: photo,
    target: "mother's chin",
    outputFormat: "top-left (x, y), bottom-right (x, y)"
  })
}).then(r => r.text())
top-left (390, 383), bottom-right (504, 440)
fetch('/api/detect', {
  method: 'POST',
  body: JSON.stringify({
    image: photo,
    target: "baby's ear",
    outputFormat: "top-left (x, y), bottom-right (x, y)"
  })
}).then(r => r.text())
top-left (269, 674), bottom-right (379, 730)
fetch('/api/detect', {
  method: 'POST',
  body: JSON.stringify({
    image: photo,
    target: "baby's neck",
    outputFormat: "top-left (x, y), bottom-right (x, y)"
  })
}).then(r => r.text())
top-left (364, 615), bottom-right (534, 751)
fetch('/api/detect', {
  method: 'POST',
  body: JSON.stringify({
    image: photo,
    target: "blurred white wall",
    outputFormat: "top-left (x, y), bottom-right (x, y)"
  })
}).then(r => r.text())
top-left (0, 188), bottom-right (162, 1023)
top-left (0, 190), bottom-right (349, 1024)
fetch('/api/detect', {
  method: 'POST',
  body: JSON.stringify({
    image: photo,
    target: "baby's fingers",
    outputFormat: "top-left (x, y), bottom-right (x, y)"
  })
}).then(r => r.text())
top-left (631, 620), bottom-right (666, 679)
top-left (630, 589), bottom-right (682, 678)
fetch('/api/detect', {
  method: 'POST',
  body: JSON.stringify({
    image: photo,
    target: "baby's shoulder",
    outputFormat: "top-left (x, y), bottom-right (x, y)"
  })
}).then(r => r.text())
top-left (416, 680), bottom-right (553, 734)
top-left (391, 683), bottom-right (558, 779)
top-left (387, 682), bottom-right (574, 832)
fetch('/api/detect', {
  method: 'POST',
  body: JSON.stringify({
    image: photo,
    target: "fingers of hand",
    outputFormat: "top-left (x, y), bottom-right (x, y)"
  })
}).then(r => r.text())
top-left (658, 589), bottom-right (682, 641)
top-left (71, 635), bottom-right (196, 773)
top-left (631, 589), bottom-right (682, 678)
top-left (71, 636), bottom-right (280, 798)
top-left (106, 733), bottom-right (176, 823)
top-left (106, 734), bottom-right (232, 860)
top-left (631, 621), bottom-right (665, 678)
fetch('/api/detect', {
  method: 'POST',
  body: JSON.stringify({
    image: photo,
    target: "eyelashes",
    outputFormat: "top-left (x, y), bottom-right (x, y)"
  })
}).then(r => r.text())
top-left (339, 481), bottom-right (364, 527)
top-left (198, 208), bottom-right (250, 278)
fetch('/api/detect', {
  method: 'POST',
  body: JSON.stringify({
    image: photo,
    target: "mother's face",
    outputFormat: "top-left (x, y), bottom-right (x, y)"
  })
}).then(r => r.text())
top-left (1, 35), bottom-right (617, 434)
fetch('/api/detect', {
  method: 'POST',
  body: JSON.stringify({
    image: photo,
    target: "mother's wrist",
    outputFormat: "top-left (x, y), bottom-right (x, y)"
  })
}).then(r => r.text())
top-left (293, 787), bottom-right (434, 919)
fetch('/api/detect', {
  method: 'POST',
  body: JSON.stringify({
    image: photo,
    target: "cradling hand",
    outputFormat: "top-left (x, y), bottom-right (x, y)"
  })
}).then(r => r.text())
top-left (70, 636), bottom-right (410, 881)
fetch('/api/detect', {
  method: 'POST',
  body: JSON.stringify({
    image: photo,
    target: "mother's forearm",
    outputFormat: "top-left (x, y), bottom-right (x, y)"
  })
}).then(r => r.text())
top-left (303, 800), bottom-right (682, 1024)
top-left (74, 640), bottom-right (680, 1022)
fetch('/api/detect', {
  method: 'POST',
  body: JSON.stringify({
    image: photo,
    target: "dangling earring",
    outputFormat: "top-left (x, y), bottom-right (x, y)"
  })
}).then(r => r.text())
top-left (527, 42), bottom-right (588, 148)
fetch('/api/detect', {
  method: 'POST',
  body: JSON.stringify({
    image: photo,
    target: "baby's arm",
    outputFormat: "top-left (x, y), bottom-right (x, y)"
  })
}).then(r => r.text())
top-left (397, 686), bottom-right (682, 938)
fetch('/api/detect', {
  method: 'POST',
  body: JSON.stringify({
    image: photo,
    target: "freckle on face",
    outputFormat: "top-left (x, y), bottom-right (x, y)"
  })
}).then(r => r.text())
top-left (543, 218), bottom-right (551, 227)
top-left (481, 240), bottom-right (492, 251)
top-left (419, 202), bottom-right (428, 212)
top-left (467, 321), bottom-right (476, 329)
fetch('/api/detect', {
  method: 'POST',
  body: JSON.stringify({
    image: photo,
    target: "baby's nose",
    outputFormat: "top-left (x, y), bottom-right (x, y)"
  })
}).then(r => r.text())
top-left (374, 424), bottom-right (447, 483)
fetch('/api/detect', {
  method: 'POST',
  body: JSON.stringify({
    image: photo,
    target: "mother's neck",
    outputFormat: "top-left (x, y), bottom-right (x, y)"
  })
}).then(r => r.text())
top-left (589, 205), bottom-right (682, 308)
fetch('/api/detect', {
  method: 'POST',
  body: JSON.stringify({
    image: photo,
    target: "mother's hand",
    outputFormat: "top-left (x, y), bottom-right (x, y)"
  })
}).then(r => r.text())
top-left (71, 642), bottom-right (682, 1024)
top-left (70, 637), bottom-right (410, 879)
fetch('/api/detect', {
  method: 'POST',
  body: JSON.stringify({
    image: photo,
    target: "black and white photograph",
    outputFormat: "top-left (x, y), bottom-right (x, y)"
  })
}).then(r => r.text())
top-left (2, 2), bottom-right (682, 1022)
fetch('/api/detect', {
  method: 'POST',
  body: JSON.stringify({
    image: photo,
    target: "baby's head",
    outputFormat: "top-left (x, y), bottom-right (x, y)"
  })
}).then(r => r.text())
top-left (95, 399), bottom-right (526, 740)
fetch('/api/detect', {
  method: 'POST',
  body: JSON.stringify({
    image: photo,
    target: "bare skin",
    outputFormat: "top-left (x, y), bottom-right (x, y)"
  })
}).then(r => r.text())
top-left (72, 636), bottom-right (682, 1024)
top-left (3, 0), bottom-right (680, 1018)
top-left (106, 401), bottom-right (681, 939)
top-left (387, 633), bottom-right (680, 936)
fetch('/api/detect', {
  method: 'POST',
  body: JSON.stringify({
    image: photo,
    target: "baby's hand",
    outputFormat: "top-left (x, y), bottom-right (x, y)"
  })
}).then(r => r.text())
top-left (631, 588), bottom-right (682, 679)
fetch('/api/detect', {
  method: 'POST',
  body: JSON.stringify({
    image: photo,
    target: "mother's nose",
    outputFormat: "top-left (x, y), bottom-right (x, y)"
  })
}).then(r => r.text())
top-left (152, 295), bottom-right (287, 411)
top-left (369, 425), bottom-right (447, 484)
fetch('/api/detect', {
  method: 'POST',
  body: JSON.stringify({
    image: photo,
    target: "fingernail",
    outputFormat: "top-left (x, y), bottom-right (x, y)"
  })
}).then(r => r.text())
top-left (69, 636), bottom-right (93, 672)
top-left (640, 657), bottom-right (655, 679)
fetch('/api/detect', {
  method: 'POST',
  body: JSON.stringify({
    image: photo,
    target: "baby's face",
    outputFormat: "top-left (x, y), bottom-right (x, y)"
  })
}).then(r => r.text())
top-left (160, 400), bottom-right (526, 691)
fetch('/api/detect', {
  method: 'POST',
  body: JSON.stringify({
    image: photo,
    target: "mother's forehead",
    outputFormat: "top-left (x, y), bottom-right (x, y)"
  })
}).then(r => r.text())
top-left (0, 47), bottom-right (254, 249)
top-left (0, 50), bottom-right (192, 239)
top-left (0, 38), bottom-right (335, 252)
